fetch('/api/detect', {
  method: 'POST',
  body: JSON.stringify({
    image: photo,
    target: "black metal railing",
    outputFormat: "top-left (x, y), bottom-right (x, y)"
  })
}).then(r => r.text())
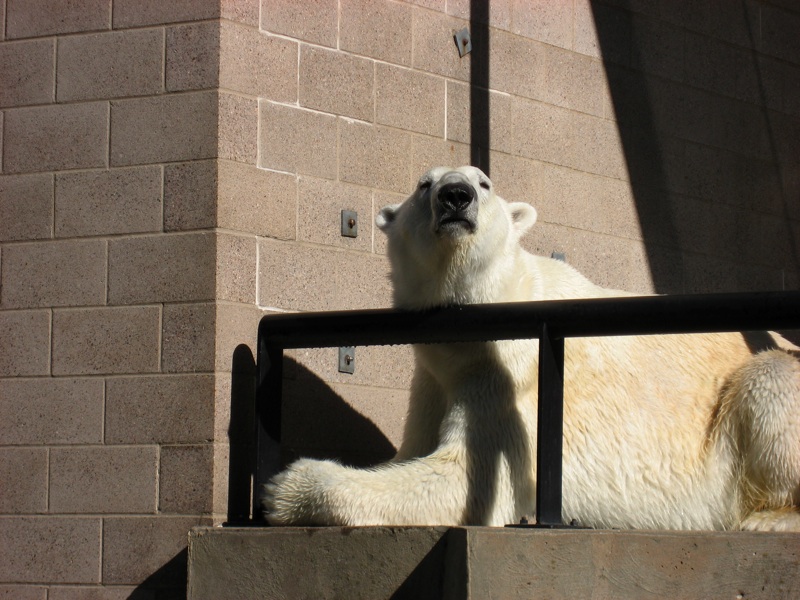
top-left (254, 291), bottom-right (800, 526)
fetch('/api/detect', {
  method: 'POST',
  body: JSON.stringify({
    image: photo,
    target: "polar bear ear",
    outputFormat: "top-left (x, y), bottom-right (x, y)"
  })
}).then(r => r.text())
top-left (376, 203), bottom-right (402, 232)
top-left (509, 202), bottom-right (537, 234)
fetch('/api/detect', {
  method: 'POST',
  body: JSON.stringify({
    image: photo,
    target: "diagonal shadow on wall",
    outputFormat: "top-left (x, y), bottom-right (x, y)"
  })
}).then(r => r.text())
top-left (591, 1), bottom-right (799, 295)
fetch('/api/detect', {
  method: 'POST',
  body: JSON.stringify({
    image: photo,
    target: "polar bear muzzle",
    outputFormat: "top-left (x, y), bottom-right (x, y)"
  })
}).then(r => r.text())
top-left (433, 177), bottom-right (478, 236)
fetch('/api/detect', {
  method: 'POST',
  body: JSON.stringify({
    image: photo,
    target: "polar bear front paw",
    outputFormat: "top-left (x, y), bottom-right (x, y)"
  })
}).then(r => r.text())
top-left (259, 458), bottom-right (342, 526)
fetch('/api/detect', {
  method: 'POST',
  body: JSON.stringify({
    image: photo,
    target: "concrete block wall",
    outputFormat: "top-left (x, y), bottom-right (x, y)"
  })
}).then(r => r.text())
top-left (0, 1), bottom-right (223, 598)
top-left (1, 0), bottom-right (799, 597)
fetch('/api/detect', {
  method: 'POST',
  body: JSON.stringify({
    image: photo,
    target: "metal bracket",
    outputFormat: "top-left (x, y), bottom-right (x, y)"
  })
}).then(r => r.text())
top-left (338, 346), bottom-right (355, 374)
top-left (454, 27), bottom-right (472, 57)
top-left (341, 210), bottom-right (358, 238)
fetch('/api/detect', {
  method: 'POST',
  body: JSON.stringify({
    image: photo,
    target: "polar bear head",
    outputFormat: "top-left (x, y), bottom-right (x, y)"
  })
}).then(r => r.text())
top-left (377, 166), bottom-right (538, 309)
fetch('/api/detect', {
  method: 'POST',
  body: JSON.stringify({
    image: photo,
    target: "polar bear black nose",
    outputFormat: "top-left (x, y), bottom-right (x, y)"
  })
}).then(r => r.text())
top-left (438, 182), bottom-right (476, 211)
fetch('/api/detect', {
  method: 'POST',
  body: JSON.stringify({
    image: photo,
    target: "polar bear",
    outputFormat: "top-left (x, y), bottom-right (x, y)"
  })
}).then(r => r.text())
top-left (262, 166), bottom-right (800, 531)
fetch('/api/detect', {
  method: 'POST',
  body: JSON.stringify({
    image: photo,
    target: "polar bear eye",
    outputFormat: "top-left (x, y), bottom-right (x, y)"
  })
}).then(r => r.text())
top-left (419, 179), bottom-right (432, 190)
top-left (479, 179), bottom-right (491, 190)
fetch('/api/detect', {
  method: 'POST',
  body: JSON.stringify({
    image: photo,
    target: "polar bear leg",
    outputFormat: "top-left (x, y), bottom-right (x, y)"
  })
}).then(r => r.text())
top-left (260, 445), bottom-right (468, 526)
top-left (261, 404), bottom-right (471, 526)
top-left (734, 349), bottom-right (800, 527)
top-left (740, 507), bottom-right (800, 531)
top-left (393, 367), bottom-right (448, 461)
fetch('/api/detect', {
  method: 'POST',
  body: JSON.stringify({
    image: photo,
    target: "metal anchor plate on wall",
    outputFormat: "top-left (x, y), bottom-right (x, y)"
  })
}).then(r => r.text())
top-left (338, 346), bottom-right (355, 374)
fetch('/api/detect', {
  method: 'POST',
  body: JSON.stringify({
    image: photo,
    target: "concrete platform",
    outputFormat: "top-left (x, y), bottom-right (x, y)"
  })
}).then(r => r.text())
top-left (188, 526), bottom-right (800, 599)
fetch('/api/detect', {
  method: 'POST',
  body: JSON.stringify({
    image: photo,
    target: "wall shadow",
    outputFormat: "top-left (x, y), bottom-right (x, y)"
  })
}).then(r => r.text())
top-left (592, 1), bottom-right (799, 295)
top-left (132, 549), bottom-right (189, 600)
top-left (470, 0), bottom-right (491, 175)
top-left (226, 347), bottom-right (397, 523)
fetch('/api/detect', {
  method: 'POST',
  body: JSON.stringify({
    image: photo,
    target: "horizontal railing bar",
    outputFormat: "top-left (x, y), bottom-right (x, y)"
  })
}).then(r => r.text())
top-left (259, 291), bottom-right (800, 349)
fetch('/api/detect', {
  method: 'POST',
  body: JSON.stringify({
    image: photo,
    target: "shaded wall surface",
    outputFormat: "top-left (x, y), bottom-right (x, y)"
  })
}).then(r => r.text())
top-left (0, 0), bottom-right (799, 597)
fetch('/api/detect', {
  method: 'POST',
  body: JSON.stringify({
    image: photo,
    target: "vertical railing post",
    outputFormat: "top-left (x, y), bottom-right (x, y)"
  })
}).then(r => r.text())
top-left (253, 332), bottom-right (284, 522)
top-left (535, 322), bottom-right (565, 527)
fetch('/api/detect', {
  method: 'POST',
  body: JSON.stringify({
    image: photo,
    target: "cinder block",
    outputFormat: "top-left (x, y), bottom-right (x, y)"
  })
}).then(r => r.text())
top-left (105, 374), bottom-right (216, 444)
top-left (161, 302), bottom-right (216, 373)
top-left (260, 0), bottom-right (336, 46)
top-left (159, 444), bottom-right (214, 513)
top-left (214, 301), bottom-right (261, 373)
top-left (164, 160), bottom-right (217, 232)
top-left (411, 9), bottom-right (470, 81)
top-left (167, 21), bottom-right (220, 92)
top-left (522, 221), bottom-right (656, 295)
top-left (0, 38), bottom-right (55, 107)
top-left (375, 64), bottom-right (445, 136)
top-left (57, 29), bottom-right (164, 102)
top-left (112, 0), bottom-right (218, 28)
top-left (0, 173), bottom-right (54, 241)
top-left (0, 448), bottom-right (48, 513)
top-left (297, 176), bottom-right (373, 251)
top-left (283, 379), bottom-right (408, 461)
top-left (258, 238), bottom-right (392, 311)
top-left (540, 163), bottom-right (639, 241)
top-left (731, 98), bottom-right (773, 160)
top-left (299, 46), bottom-right (373, 122)
top-left (110, 92), bottom-right (217, 167)
top-left (108, 233), bottom-right (216, 305)
top-left (759, 3), bottom-right (800, 63)
top-left (258, 101), bottom-right (337, 178)
top-left (487, 152), bottom-right (542, 205)
top-left (6, 0), bottom-right (110, 39)
top-left (339, 121), bottom-right (413, 194)
top-left (409, 135), bottom-right (471, 187)
top-left (281, 379), bottom-right (407, 466)
top-left (218, 159), bottom-right (297, 239)
top-left (103, 516), bottom-right (210, 585)
top-left (0, 240), bottom-right (107, 309)
top-left (629, 15), bottom-right (685, 82)
top-left (51, 306), bottom-right (160, 375)
top-left (510, 0), bottom-right (573, 49)
top-left (0, 378), bottom-right (104, 445)
top-left (287, 343), bottom-right (414, 391)
top-left (221, 0), bottom-right (258, 27)
top-left (0, 517), bottom-right (102, 583)
top-left (684, 32), bottom-right (737, 99)
top-left (568, 111), bottom-right (628, 180)
top-left (340, 0), bottom-right (412, 66)
top-left (49, 446), bottom-right (158, 514)
top-left (672, 249), bottom-right (783, 295)
top-left (220, 21), bottom-right (297, 101)
top-left (446, 0), bottom-right (510, 27)
top-left (539, 44), bottom-right (607, 117)
top-left (447, 82), bottom-right (576, 171)
top-left (0, 310), bottom-right (50, 376)
top-left (216, 233), bottom-right (257, 304)
top-left (574, 1), bottom-right (631, 64)
top-left (55, 167), bottom-right (162, 237)
top-left (3, 102), bottom-right (109, 174)
top-left (488, 29), bottom-right (544, 102)
top-left (734, 51), bottom-right (783, 111)
top-left (218, 92), bottom-right (257, 164)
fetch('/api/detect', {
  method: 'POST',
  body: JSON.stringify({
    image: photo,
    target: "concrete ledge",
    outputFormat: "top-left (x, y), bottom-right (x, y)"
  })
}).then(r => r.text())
top-left (188, 526), bottom-right (800, 599)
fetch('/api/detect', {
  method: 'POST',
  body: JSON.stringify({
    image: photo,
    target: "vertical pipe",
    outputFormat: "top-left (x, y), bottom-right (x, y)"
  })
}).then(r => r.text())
top-left (535, 323), bottom-right (565, 526)
top-left (253, 333), bottom-right (284, 522)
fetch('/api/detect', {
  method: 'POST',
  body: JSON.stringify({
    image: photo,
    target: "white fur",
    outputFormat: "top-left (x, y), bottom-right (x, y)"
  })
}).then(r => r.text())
top-left (262, 166), bottom-right (800, 531)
